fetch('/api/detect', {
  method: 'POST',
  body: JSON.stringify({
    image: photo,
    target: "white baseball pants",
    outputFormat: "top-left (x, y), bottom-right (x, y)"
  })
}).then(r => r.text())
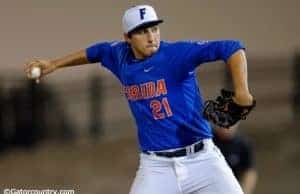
top-left (129, 139), bottom-right (243, 194)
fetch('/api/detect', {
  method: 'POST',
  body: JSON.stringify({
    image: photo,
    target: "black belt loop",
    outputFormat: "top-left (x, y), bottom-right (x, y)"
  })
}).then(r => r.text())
top-left (144, 140), bottom-right (204, 158)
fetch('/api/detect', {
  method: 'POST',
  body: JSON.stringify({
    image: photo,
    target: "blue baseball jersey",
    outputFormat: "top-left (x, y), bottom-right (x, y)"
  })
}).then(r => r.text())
top-left (86, 40), bottom-right (244, 151)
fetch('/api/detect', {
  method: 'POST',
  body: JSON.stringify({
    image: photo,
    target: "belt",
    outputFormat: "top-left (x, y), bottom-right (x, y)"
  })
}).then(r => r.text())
top-left (143, 141), bottom-right (204, 158)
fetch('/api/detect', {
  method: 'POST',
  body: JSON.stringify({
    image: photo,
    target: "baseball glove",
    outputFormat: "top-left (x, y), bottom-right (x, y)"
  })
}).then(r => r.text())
top-left (203, 89), bottom-right (256, 128)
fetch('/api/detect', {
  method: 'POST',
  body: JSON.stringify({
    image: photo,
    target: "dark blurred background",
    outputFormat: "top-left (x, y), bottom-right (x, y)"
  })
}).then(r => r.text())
top-left (0, 0), bottom-right (299, 194)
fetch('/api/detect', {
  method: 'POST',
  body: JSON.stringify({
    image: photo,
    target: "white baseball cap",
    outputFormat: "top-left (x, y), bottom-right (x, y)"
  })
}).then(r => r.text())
top-left (122, 5), bottom-right (163, 34)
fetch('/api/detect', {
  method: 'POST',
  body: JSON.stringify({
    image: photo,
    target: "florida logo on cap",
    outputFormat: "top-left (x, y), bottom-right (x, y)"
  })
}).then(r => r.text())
top-left (122, 5), bottom-right (163, 34)
top-left (139, 8), bottom-right (146, 20)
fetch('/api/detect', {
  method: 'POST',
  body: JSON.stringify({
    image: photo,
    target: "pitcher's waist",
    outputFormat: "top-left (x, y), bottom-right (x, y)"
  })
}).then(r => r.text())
top-left (142, 139), bottom-right (213, 158)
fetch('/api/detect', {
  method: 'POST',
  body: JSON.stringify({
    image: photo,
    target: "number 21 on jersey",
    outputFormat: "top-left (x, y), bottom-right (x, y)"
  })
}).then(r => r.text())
top-left (150, 97), bottom-right (173, 120)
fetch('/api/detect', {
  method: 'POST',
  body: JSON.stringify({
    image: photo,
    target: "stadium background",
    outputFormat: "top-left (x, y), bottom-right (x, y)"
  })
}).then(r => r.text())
top-left (0, 0), bottom-right (299, 193)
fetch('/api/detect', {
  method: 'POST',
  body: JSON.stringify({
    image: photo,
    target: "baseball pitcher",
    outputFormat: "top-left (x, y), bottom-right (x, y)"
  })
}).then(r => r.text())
top-left (25, 5), bottom-right (255, 194)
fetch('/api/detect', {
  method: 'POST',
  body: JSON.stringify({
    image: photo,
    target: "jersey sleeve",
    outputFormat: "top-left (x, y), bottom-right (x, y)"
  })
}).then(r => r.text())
top-left (171, 40), bottom-right (245, 79)
top-left (86, 41), bottom-right (119, 76)
top-left (186, 40), bottom-right (245, 64)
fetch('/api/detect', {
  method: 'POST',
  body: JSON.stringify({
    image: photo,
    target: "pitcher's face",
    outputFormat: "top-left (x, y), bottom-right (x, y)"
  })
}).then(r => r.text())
top-left (125, 25), bottom-right (160, 59)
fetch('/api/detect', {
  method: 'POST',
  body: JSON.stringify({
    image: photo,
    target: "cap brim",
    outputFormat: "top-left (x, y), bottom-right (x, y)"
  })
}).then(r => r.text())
top-left (128, 19), bottom-right (163, 34)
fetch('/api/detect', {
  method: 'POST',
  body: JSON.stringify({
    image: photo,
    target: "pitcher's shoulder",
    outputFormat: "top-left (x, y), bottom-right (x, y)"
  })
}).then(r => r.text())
top-left (160, 40), bottom-right (196, 52)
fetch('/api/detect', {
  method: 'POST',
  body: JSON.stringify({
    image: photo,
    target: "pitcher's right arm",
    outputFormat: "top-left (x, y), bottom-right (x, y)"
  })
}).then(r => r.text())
top-left (25, 49), bottom-right (92, 81)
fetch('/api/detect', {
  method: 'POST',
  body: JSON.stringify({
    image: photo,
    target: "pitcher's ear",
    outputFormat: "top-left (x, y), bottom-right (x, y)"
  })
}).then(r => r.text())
top-left (124, 33), bottom-right (132, 43)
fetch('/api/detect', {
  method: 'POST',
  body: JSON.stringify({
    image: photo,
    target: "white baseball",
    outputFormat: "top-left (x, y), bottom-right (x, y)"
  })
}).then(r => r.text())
top-left (30, 67), bottom-right (41, 79)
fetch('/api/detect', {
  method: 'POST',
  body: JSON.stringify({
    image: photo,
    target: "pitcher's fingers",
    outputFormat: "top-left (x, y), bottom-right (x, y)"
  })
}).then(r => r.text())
top-left (27, 72), bottom-right (33, 79)
top-left (25, 65), bottom-right (32, 74)
top-left (27, 60), bottom-right (40, 68)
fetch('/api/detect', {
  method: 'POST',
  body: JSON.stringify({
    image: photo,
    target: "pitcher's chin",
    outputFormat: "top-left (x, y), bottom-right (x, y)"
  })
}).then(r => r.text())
top-left (146, 47), bottom-right (158, 56)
